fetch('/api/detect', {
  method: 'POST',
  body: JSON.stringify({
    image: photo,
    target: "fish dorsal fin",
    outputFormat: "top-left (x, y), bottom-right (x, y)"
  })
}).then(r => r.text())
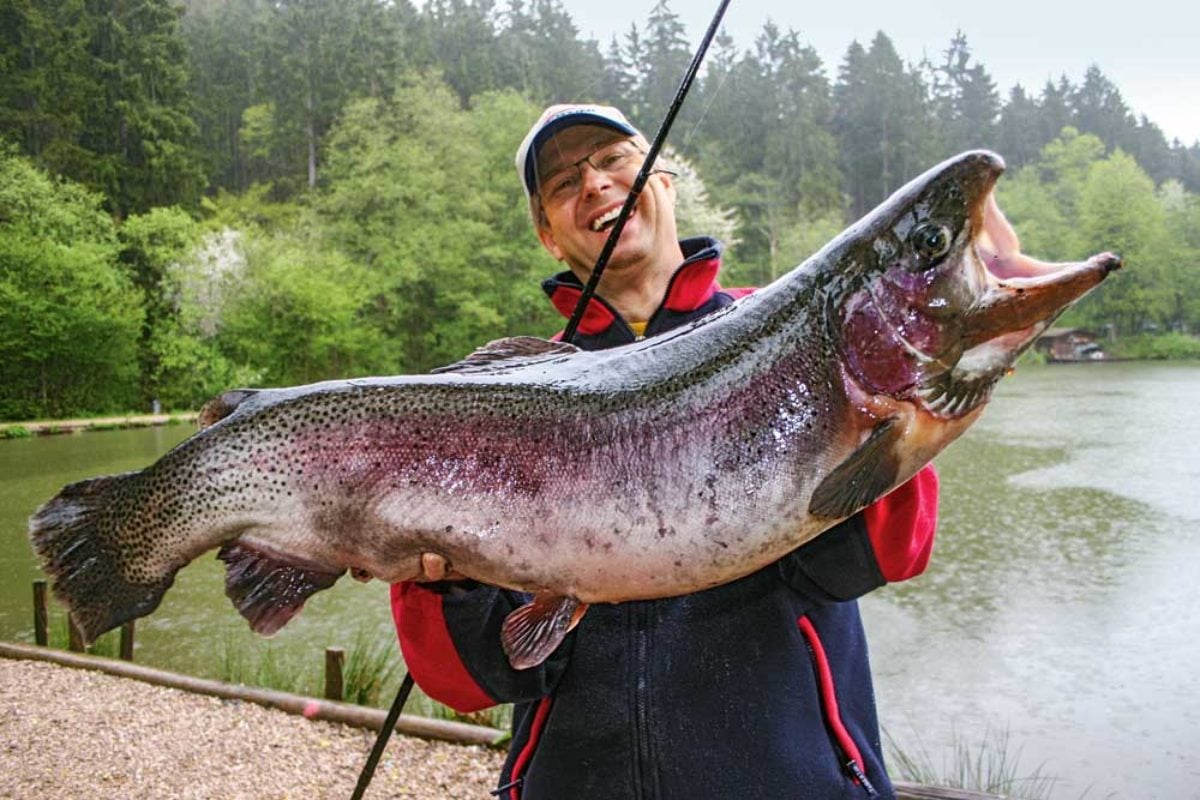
top-left (501, 593), bottom-right (588, 670)
top-left (217, 541), bottom-right (344, 635)
top-left (197, 389), bottom-right (259, 428)
top-left (432, 336), bottom-right (580, 375)
top-left (808, 418), bottom-right (904, 519)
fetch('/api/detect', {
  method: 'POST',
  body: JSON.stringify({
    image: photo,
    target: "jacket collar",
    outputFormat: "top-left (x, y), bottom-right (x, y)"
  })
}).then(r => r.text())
top-left (541, 237), bottom-right (725, 337)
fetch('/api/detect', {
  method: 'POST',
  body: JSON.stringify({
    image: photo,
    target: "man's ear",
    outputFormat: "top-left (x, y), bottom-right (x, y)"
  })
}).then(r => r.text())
top-left (537, 224), bottom-right (565, 261)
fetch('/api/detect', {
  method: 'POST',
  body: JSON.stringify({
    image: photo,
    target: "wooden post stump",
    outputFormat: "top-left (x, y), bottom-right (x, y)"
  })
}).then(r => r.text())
top-left (33, 581), bottom-right (48, 647)
top-left (325, 647), bottom-right (345, 701)
top-left (120, 621), bottom-right (135, 661)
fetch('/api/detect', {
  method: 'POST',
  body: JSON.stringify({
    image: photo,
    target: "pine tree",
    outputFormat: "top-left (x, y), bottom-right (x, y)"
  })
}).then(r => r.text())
top-left (834, 32), bottom-right (934, 217)
top-left (1039, 77), bottom-right (1074, 143)
top-left (996, 85), bottom-right (1045, 169)
top-left (639, 0), bottom-right (691, 126)
top-left (929, 32), bottom-right (999, 153)
top-left (1070, 65), bottom-right (1134, 150)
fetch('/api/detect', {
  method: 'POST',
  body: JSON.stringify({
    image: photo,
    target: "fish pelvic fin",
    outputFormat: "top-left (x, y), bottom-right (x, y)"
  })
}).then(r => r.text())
top-left (501, 594), bottom-right (587, 670)
top-left (808, 418), bottom-right (903, 519)
top-left (217, 541), bottom-right (344, 636)
top-left (28, 472), bottom-right (174, 645)
top-left (431, 336), bottom-right (579, 374)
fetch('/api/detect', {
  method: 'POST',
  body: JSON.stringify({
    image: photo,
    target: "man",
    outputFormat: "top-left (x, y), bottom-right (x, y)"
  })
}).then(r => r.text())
top-left (392, 104), bottom-right (938, 799)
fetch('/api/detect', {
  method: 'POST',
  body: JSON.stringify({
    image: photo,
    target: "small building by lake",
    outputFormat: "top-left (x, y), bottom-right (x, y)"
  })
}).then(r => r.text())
top-left (1034, 327), bottom-right (1109, 362)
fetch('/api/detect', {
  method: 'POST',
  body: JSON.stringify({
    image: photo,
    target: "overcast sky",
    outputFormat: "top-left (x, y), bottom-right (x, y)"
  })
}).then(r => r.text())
top-left (557, 0), bottom-right (1200, 146)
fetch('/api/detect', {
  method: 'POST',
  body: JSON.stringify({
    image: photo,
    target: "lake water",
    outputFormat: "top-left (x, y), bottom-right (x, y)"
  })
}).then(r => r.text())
top-left (2, 362), bottom-right (1198, 798)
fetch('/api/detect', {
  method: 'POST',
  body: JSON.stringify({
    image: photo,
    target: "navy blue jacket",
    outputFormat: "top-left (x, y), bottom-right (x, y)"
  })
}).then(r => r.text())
top-left (392, 238), bottom-right (939, 799)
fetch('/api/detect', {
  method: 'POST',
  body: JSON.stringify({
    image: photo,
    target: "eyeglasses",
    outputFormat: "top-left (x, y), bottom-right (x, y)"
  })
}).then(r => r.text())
top-left (537, 139), bottom-right (645, 205)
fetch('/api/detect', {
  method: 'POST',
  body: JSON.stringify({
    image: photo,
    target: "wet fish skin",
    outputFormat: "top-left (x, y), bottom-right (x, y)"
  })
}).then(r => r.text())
top-left (28, 150), bottom-right (1120, 669)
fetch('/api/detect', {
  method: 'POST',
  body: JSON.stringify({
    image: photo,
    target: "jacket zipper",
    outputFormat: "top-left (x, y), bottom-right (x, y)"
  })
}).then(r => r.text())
top-left (798, 615), bottom-right (880, 798)
top-left (630, 602), bottom-right (658, 799)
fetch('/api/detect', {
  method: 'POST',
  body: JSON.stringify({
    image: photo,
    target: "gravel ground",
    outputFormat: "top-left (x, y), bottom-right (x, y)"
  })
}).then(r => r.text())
top-left (0, 659), bottom-right (506, 799)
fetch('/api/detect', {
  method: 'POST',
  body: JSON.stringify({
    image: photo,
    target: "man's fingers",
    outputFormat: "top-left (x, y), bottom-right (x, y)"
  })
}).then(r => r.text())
top-left (420, 552), bottom-right (451, 581)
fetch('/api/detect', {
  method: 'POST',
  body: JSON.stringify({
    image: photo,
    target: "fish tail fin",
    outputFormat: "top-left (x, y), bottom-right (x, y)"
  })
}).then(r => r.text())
top-left (28, 472), bottom-right (174, 645)
top-left (218, 541), bottom-right (344, 636)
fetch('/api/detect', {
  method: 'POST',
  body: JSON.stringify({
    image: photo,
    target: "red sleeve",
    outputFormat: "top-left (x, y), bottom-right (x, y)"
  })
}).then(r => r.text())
top-left (861, 464), bottom-right (939, 582)
top-left (390, 582), bottom-right (496, 713)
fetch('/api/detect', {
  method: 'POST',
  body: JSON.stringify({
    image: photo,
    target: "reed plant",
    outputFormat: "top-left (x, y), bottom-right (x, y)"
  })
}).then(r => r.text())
top-left (216, 635), bottom-right (317, 696)
top-left (885, 726), bottom-right (1061, 799)
top-left (47, 614), bottom-right (119, 658)
top-left (340, 628), bottom-right (402, 707)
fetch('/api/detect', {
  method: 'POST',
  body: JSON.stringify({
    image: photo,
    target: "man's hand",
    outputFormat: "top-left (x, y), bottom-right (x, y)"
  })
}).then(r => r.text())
top-left (417, 552), bottom-right (466, 582)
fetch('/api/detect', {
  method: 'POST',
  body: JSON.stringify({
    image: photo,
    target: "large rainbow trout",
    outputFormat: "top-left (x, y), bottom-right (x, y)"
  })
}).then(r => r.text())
top-left (30, 151), bottom-right (1120, 669)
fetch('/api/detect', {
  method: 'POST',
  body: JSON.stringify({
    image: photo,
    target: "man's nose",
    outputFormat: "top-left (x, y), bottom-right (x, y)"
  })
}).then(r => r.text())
top-left (578, 160), bottom-right (611, 195)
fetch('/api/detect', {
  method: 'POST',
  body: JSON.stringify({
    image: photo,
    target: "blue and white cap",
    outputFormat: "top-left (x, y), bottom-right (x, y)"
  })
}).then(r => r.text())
top-left (516, 104), bottom-right (640, 200)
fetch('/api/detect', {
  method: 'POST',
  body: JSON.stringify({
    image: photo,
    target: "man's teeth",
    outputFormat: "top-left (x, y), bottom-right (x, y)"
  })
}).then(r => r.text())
top-left (591, 207), bottom-right (624, 232)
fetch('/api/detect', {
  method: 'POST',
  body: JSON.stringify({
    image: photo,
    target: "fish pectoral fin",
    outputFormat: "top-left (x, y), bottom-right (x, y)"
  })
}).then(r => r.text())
top-left (808, 418), bottom-right (903, 519)
top-left (218, 541), bottom-right (344, 636)
top-left (501, 594), bottom-right (588, 670)
top-left (431, 336), bottom-right (580, 374)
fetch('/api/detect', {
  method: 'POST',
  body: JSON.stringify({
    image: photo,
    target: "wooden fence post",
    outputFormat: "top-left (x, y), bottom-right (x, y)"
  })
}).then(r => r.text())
top-left (120, 621), bottom-right (135, 661)
top-left (32, 581), bottom-right (48, 647)
top-left (325, 647), bottom-right (345, 702)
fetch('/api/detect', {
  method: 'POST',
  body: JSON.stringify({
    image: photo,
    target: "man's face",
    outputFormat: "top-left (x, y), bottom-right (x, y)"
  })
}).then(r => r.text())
top-left (534, 125), bottom-right (679, 281)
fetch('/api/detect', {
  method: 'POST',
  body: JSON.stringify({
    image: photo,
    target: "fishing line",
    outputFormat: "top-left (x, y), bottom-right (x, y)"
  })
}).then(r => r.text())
top-left (561, 0), bottom-right (734, 343)
top-left (675, 50), bottom-right (734, 160)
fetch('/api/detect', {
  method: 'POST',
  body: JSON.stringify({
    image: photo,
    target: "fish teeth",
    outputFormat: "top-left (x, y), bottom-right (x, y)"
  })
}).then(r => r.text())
top-left (918, 371), bottom-right (998, 418)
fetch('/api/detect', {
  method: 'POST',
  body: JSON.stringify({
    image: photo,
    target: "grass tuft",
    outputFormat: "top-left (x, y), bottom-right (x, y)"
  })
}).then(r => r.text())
top-left (886, 725), bottom-right (1063, 799)
top-left (340, 628), bottom-right (403, 707)
top-left (216, 635), bottom-right (317, 696)
top-left (47, 614), bottom-right (120, 658)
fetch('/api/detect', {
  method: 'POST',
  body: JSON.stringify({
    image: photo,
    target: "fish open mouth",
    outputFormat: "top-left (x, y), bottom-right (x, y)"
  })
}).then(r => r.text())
top-left (916, 186), bottom-right (1122, 418)
top-left (966, 188), bottom-right (1122, 354)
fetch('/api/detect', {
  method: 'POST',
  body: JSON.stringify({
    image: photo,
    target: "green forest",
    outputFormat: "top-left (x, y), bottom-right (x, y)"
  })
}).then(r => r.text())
top-left (2, 0), bottom-right (1199, 421)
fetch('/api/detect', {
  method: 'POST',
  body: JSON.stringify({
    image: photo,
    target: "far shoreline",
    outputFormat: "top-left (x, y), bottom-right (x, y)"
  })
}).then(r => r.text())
top-left (0, 412), bottom-right (198, 438)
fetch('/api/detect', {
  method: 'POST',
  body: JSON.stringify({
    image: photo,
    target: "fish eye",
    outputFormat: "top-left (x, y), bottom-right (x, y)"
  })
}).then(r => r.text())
top-left (910, 223), bottom-right (953, 263)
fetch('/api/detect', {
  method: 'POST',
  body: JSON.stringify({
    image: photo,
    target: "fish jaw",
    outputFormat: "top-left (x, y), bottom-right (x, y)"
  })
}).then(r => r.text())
top-left (834, 149), bottom-right (1121, 421)
top-left (961, 193), bottom-right (1123, 351)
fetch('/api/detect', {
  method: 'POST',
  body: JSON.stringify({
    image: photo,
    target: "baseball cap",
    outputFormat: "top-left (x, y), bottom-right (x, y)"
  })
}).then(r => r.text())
top-left (515, 104), bottom-right (640, 200)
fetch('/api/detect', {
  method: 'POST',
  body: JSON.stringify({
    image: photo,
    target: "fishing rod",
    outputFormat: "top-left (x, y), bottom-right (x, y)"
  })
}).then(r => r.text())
top-left (561, 0), bottom-right (733, 343)
top-left (350, 673), bottom-right (414, 800)
top-left (350, 1), bottom-right (732, 796)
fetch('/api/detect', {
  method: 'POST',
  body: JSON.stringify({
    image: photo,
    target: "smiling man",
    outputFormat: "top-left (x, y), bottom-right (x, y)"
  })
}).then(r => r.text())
top-left (390, 103), bottom-right (940, 799)
top-left (522, 106), bottom-right (685, 328)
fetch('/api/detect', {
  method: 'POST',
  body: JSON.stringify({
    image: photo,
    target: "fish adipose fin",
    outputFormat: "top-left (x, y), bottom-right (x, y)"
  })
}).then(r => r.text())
top-left (28, 472), bottom-right (175, 645)
top-left (501, 593), bottom-right (588, 670)
top-left (218, 541), bottom-right (344, 635)
top-left (808, 418), bottom-right (903, 519)
top-left (432, 336), bottom-right (580, 375)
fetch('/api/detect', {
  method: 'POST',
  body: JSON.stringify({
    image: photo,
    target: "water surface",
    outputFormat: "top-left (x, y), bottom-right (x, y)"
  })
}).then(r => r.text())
top-left (864, 362), bottom-right (1200, 799)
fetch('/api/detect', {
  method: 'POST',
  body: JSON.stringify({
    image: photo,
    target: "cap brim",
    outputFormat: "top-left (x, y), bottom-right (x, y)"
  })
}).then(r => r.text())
top-left (523, 112), bottom-right (639, 197)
